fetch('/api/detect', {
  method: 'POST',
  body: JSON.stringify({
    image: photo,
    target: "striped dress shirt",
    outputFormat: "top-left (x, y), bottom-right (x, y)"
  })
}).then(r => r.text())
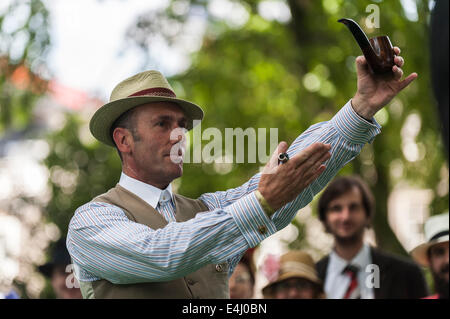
top-left (67, 100), bottom-right (381, 284)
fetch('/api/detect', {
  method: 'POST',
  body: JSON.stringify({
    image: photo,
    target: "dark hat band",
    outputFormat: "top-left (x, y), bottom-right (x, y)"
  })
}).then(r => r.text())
top-left (430, 230), bottom-right (449, 242)
top-left (128, 87), bottom-right (176, 98)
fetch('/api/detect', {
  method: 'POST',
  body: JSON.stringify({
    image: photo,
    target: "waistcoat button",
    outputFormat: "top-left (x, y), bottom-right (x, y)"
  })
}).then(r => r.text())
top-left (187, 279), bottom-right (196, 285)
top-left (215, 264), bottom-right (223, 272)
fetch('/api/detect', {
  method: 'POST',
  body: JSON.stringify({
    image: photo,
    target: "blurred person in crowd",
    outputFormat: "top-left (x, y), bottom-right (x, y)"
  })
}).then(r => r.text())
top-left (66, 46), bottom-right (416, 298)
top-left (411, 212), bottom-right (449, 299)
top-left (229, 248), bottom-right (255, 299)
top-left (38, 237), bottom-right (82, 299)
top-left (262, 250), bottom-right (324, 299)
top-left (316, 176), bottom-right (428, 299)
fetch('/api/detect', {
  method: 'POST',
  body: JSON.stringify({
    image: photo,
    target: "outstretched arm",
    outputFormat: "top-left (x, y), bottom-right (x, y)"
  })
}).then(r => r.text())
top-left (202, 46), bottom-right (416, 273)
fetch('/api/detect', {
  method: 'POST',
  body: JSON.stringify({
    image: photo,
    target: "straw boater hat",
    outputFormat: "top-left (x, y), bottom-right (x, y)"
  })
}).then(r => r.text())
top-left (89, 70), bottom-right (204, 146)
top-left (410, 212), bottom-right (449, 267)
top-left (262, 250), bottom-right (323, 297)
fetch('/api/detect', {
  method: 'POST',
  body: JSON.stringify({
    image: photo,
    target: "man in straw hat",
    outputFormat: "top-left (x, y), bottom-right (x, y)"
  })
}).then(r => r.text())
top-left (262, 251), bottom-right (325, 299)
top-left (67, 48), bottom-right (417, 298)
top-left (411, 212), bottom-right (449, 299)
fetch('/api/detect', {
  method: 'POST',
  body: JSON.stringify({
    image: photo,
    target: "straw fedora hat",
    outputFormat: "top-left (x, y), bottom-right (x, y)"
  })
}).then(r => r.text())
top-left (262, 250), bottom-right (323, 296)
top-left (89, 70), bottom-right (204, 146)
top-left (410, 212), bottom-right (449, 267)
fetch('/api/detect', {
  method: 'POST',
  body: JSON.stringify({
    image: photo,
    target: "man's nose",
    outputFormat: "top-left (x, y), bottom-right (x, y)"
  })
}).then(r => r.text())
top-left (170, 127), bottom-right (186, 144)
top-left (340, 206), bottom-right (351, 219)
top-left (288, 287), bottom-right (301, 299)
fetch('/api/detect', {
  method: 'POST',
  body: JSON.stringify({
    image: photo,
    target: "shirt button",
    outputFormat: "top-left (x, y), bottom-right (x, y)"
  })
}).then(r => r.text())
top-left (215, 264), bottom-right (224, 272)
top-left (258, 225), bottom-right (267, 235)
top-left (187, 279), bottom-right (196, 285)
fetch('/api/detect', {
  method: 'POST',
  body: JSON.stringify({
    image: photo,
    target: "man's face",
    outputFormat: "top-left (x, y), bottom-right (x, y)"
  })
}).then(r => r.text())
top-left (51, 267), bottom-right (82, 299)
top-left (129, 102), bottom-right (187, 188)
top-left (271, 278), bottom-right (318, 299)
top-left (429, 242), bottom-right (449, 284)
top-left (229, 263), bottom-right (254, 299)
top-left (324, 187), bottom-right (369, 243)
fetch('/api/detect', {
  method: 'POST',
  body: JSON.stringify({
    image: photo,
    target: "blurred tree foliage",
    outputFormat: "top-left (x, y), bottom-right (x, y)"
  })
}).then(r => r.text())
top-left (0, 0), bottom-right (50, 135)
top-left (43, 0), bottom-right (448, 263)
top-left (44, 115), bottom-right (122, 233)
top-left (0, 0), bottom-right (52, 299)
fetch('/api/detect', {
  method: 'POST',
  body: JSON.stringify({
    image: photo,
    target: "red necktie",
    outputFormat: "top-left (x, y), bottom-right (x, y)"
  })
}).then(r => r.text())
top-left (343, 265), bottom-right (360, 299)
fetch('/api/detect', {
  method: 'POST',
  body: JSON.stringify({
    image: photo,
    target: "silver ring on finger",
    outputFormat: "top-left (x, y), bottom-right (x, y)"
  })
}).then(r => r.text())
top-left (278, 152), bottom-right (289, 164)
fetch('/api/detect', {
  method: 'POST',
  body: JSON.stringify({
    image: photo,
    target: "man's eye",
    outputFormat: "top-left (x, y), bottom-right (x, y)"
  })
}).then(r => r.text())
top-left (433, 248), bottom-right (445, 256)
top-left (157, 121), bottom-right (165, 127)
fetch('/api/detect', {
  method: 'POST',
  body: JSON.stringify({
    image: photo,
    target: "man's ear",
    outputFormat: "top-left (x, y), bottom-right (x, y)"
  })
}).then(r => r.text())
top-left (113, 127), bottom-right (133, 156)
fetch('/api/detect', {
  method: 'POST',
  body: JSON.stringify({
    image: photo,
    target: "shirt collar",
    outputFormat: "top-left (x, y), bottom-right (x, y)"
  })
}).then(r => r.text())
top-left (118, 172), bottom-right (173, 209)
top-left (329, 243), bottom-right (372, 274)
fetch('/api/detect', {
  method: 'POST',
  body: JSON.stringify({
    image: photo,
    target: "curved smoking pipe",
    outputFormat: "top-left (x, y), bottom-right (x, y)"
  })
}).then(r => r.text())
top-left (338, 18), bottom-right (395, 75)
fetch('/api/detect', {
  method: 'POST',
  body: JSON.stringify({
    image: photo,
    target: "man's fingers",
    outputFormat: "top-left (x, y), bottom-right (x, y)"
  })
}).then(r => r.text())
top-left (264, 141), bottom-right (288, 174)
top-left (293, 143), bottom-right (331, 169)
top-left (313, 164), bottom-right (327, 179)
top-left (397, 72), bottom-right (418, 91)
top-left (290, 143), bottom-right (330, 167)
top-left (273, 141), bottom-right (288, 165)
top-left (394, 56), bottom-right (404, 68)
top-left (298, 148), bottom-right (331, 176)
top-left (392, 65), bottom-right (403, 81)
top-left (355, 56), bottom-right (369, 76)
top-left (316, 150), bottom-right (331, 168)
top-left (394, 46), bottom-right (401, 55)
top-left (304, 164), bottom-right (327, 187)
top-left (295, 150), bottom-right (330, 182)
top-left (289, 147), bottom-right (330, 190)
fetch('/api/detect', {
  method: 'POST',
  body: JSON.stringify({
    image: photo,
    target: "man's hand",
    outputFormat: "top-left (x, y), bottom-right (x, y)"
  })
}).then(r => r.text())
top-left (351, 46), bottom-right (418, 120)
top-left (258, 141), bottom-right (331, 211)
